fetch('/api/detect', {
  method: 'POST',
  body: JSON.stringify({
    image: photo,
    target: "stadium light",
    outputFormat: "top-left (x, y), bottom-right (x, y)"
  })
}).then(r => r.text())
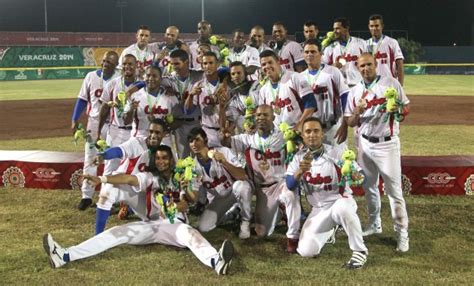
top-left (44, 0), bottom-right (48, 32)
top-left (201, 0), bottom-right (205, 20)
top-left (116, 0), bottom-right (128, 33)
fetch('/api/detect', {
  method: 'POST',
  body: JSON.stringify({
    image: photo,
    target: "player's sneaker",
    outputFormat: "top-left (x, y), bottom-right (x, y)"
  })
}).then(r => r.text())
top-left (239, 221), bottom-right (251, 239)
top-left (214, 240), bottom-right (234, 275)
top-left (287, 238), bottom-right (299, 254)
top-left (396, 233), bottom-right (409, 252)
top-left (345, 251), bottom-right (368, 270)
top-left (326, 225), bottom-right (340, 244)
top-left (42, 233), bottom-right (67, 268)
top-left (78, 198), bottom-right (92, 211)
top-left (362, 223), bottom-right (382, 236)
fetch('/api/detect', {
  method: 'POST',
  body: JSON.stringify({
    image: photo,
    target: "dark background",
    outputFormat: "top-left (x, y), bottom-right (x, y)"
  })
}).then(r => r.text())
top-left (1, 0), bottom-right (473, 45)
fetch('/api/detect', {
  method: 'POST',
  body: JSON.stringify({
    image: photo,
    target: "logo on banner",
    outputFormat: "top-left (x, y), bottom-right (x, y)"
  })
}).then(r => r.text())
top-left (0, 47), bottom-right (10, 61)
top-left (70, 169), bottom-right (83, 190)
top-left (422, 172), bottom-right (456, 188)
top-left (33, 168), bottom-right (61, 179)
top-left (402, 174), bottom-right (412, 195)
top-left (2, 166), bottom-right (26, 187)
top-left (464, 174), bottom-right (474, 196)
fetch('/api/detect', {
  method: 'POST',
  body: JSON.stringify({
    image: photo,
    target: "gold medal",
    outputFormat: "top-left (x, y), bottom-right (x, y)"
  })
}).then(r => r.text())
top-left (259, 160), bottom-right (270, 171)
top-left (338, 57), bottom-right (347, 66)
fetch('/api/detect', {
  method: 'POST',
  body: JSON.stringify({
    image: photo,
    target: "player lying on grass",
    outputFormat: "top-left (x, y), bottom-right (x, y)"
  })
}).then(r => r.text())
top-left (286, 117), bottom-right (368, 269)
top-left (43, 145), bottom-right (234, 275)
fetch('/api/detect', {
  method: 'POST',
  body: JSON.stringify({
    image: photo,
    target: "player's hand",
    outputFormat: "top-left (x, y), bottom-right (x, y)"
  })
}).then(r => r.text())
top-left (334, 124), bottom-right (348, 144)
top-left (130, 99), bottom-right (139, 110)
top-left (190, 84), bottom-right (202, 97)
top-left (220, 121), bottom-right (234, 139)
top-left (81, 174), bottom-right (101, 187)
top-left (355, 99), bottom-right (367, 115)
top-left (212, 151), bottom-right (227, 164)
top-left (93, 154), bottom-right (104, 166)
top-left (156, 48), bottom-right (169, 61)
top-left (71, 121), bottom-right (78, 132)
top-left (299, 151), bottom-right (312, 173)
top-left (334, 61), bottom-right (343, 69)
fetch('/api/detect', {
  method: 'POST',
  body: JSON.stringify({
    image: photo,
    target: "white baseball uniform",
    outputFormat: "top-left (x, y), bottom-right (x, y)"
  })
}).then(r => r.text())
top-left (286, 145), bottom-right (368, 257)
top-left (228, 45), bottom-right (260, 68)
top-left (226, 81), bottom-right (261, 132)
top-left (65, 171), bottom-right (223, 269)
top-left (366, 35), bottom-right (404, 79)
top-left (231, 129), bottom-right (301, 239)
top-left (161, 70), bottom-right (203, 157)
top-left (193, 147), bottom-right (252, 232)
top-left (301, 65), bottom-right (350, 147)
top-left (272, 40), bottom-right (305, 71)
top-left (77, 69), bottom-right (119, 199)
top-left (322, 36), bottom-right (368, 86)
top-left (344, 76), bottom-right (409, 235)
top-left (188, 40), bottom-right (221, 71)
top-left (258, 70), bottom-right (314, 128)
top-left (100, 76), bottom-right (134, 175)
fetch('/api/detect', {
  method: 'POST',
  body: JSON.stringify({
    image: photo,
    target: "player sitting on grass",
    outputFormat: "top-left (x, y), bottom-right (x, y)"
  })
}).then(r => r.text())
top-left (286, 117), bottom-right (368, 269)
top-left (43, 145), bottom-right (234, 275)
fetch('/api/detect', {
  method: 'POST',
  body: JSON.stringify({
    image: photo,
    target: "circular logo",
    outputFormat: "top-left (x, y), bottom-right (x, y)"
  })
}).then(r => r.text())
top-left (2, 166), bottom-right (26, 187)
top-left (464, 174), bottom-right (474, 196)
top-left (70, 169), bottom-right (83, 190)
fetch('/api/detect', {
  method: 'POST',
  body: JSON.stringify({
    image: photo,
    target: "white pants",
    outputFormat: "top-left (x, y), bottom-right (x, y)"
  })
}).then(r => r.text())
top-left (104, 125), bottom-right (131, 175)
top-left (297, 197), bottom-right (368, 257)
top-left (81, 118), bottom-right (109, 199)
top-left (67, 219), bottom-right (219, 268)
top-left (323, 117), bottom-right (347, 150)
top-left (198, 180), bottom-right (252, 232)
top-left (358, 136), bottom-right (409, 234)
top-left (254, 181), bottom-right (301, 239)
top-left (174, 119), bottom-right (201, 158)
top-left (202, 126), bottom-right (221, 148)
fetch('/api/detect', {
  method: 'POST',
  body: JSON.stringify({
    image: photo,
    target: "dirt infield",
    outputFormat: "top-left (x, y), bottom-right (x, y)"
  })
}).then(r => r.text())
top-left (0, 96), bottom-right (472, 140)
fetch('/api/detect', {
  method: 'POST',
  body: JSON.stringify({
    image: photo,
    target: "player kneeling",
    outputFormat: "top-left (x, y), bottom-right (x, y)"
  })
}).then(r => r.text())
top-left (286, 117), bottom-right (368, 269)
top-left (42, 145), bottom-right (234, 275)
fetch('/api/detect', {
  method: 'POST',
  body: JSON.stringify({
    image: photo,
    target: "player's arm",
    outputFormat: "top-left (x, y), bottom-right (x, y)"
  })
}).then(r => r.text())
top-left (294, 61), bottom-right (307, 72)
top-left (184, 82), bottom-right (201, 113)
top-left (396, 59), bottom-right (404, 86)
top-left (97, 102), bottom-right (110, 140)
top-left (82, 173), bottom-right (139, 187)
top-left (285, 152), bottom-right (311, 190)
top-left (213, 151), bottom-right (248, 180)
top-left (71, 99), bottom-right (88, 131)
top-left (290, 42), bottom-right (307, 72)
top-left (294, 75), bottom-right (316, 132)
top-left (122, 99), bottom-right (138, 125)
top-left (125, 81), bottom-right (145, 98)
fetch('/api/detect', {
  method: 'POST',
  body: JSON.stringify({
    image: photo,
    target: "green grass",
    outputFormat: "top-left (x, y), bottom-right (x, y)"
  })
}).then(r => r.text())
top-left (0, 79), bottom-right (82, 101)
top-left (0, 75), bottom-right (472, 101)
top-left (404, 75), bottom-right (473, 96)
top-left (0, 188), bottom-right (472, 284)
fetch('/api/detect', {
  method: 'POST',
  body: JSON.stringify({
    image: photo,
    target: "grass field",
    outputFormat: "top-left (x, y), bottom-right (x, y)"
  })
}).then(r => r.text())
top-left (0, 188), bottom-right (473, 284)
top-left (0, 75), bottom-right (472, 101)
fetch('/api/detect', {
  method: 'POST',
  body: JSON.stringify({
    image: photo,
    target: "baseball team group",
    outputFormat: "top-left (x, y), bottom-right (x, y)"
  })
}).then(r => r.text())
top-left (43, 14), bottom-right (410, 275)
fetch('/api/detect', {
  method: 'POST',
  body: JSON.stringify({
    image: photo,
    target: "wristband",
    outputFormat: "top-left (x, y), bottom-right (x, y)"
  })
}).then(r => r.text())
top-left (99, 176), bottom-right (108, 184)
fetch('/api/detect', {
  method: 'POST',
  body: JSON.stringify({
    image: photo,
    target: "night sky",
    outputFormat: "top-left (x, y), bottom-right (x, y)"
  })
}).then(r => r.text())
top-left (1, 0), bottom-right (472, 46)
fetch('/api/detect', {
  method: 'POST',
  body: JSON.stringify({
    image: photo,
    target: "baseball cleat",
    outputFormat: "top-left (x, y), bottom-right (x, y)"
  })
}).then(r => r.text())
top-left (78, 198), bottom-right (93, 211)
top-left (287, 238), bottom-right (299, 254)
top-left (215, 240), bottom-right (234, 275)
top-left (396, 233), bottom-right (409, 252)
top-left (43, 233), bottom-right (67, 268)
top-left (362, 223), bottom-right (382, 236)
top-left (239, 221), bottom-right (251, 240)
top-left (345, 251), bottom-right (368, 270)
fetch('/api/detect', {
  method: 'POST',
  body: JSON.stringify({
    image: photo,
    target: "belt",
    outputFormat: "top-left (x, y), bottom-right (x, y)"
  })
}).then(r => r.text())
top-left (118, 126), bottom-right (132, 130)
top-left (203, 125), bottom-right (220, 131)
top-left (362, 134), bottom-right (391, 143)
top-left (176, 118), bottom-right (196, 122)
top-left (321, 120), bottom-right (337, 129)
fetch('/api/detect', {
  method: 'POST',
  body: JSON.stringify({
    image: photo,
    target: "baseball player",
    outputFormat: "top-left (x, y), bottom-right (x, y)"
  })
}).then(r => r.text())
top-left (322, 17), bottom-right (368, 87)
top-left (302, 21), bottom-right (324, 45)
top-left (270, 22), bottom-right (306, 72)
top-left (153, 26), bottom-right (189, 76)
top-left (43, 145), bottom-right (234, 275)
top-left (344, 53), bottom-right (410, 252)
top-left (221, 105), bottom-right (301, 252)
top-left (71, 51), bottom-right (119, 210)
top-left (93, 119), bottom-right (167, 234)
top-left (184, 51), bottom-right (230, 147)
top-left (367, 14), bottom-right (405, 85)
top-left (249, 25), bottom-right (271, 54)
top-left (258, 50), bottom-right (316, 132)
top-left (98, 54), bottom-right (137, 176)
top-left (119, 25), bottom-right (157, 79)
top-left (187, 128), bottom-right (252, 236)
top-left (286, 117), bottom-right (368, 269)
top-left (188, 21), bottom-right (221, 71)
top-left (302, 39), bottom-right (350, 148)
top-left (228, 29), bottom-right (260, 75)
top-left (123, 64), bottom-right (177, 145)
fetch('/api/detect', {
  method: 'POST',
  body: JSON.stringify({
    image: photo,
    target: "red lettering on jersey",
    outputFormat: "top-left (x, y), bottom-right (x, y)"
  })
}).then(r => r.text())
top-left (279, 58), bottom-right (290, 65)
top-left (374, 51), bottom-right (388, 60)
top-left (161, 58), bottom-right (169, 67)
top-left (313, 85), bottom-right (329, 100)
top-left (138, 163), bottom-right (147, 172)
top-left (145, 105), bottom-right (169, 115)
top-left (336, 54), bottom-right (358, 63)
top-left (203, 175), bottom-right (228, 189)
top-left (203, 95), bottom-right (216, 105)
top-left (94, 89), bottom-right (103, 98)
top-left (303, 172), bottom-right (333, 186)
top-left (143, 59), bottom-right (153, 67)
top-left (365, 97), bottom-right (386, 109)
top-left (272, 97), bottom-right (292, 109)
top-left (254, 150), bottom-right (281, 160)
